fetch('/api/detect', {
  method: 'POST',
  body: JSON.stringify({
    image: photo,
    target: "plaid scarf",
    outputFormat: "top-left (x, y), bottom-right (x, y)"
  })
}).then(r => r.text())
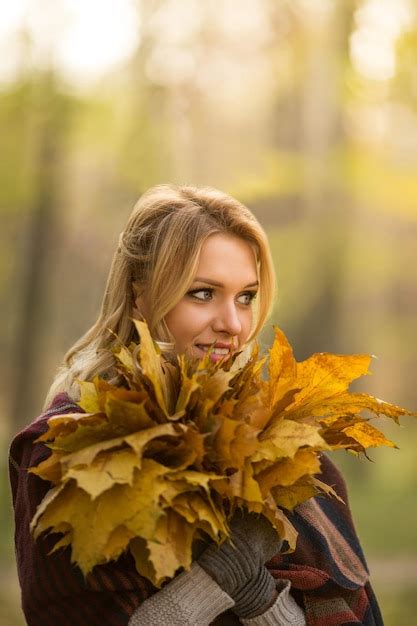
top-left (9, 392), bottom-right (384, 626)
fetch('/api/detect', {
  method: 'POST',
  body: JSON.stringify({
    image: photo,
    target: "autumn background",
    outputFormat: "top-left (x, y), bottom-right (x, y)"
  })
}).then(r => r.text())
top-left (1, 0), bottom-right (416, 624)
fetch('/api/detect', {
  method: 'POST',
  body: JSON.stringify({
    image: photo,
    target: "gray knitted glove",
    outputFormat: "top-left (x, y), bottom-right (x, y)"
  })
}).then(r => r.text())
top-left (197, 510), bottom-right (283, 619)
top-left (128, 563), bottom-right (234, 626)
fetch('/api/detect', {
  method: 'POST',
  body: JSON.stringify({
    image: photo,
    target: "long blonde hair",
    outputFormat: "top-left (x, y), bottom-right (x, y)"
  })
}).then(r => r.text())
top-left (43, 184), bottom-right (276, 410)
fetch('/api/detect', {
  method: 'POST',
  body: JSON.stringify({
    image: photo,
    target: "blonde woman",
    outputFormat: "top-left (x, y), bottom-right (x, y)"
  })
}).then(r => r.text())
top-left (9, 185), bottom-right (382, 626)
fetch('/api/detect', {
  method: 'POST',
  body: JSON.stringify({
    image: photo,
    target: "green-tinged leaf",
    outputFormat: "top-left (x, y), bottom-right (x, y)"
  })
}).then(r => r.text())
top-left (77, 380), bottom-right (101, 414)
top-left (271, 478), bottom-right (318, 512)
top-left (105, 389), bottom-right (155, 431)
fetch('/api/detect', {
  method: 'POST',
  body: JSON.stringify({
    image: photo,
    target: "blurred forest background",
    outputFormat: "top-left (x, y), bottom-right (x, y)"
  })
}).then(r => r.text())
top-left (1, 0), bottom-right (417, 624)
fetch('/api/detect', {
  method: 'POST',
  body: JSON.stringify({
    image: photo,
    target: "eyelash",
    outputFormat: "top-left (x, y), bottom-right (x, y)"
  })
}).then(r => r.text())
top-left (187, 288), bottom-right (258, 306)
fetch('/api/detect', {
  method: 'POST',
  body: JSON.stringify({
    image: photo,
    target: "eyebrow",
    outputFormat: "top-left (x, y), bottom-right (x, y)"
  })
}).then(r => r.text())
top-left (193, 277), bottom-right (259, 289)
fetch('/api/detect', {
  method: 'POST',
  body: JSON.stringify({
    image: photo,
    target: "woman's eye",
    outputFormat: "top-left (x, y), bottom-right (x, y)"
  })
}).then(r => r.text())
top-left (237, 291), bottom-right (257, 305)
top-left (188, 289), bottom-right (213, 301)
top-left (187, 289), bottom-right (257, 304)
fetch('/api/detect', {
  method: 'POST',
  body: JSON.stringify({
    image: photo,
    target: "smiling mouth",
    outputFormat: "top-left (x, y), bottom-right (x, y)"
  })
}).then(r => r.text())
top-left (194, 344), bottom-right (233, 358)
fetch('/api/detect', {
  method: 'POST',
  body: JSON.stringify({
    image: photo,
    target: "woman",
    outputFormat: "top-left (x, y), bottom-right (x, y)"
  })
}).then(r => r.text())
top-left (9, 184), bottom-right (383, 625)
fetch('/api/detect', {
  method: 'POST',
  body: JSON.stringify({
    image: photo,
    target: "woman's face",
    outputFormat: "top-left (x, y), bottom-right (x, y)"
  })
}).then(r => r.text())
top-left (164, 233), bottom-right (259, 362)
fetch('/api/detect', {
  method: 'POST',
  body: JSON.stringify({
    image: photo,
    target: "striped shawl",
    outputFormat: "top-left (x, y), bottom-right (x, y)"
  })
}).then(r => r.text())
top-left (9, 392), bottom-right (384, 626)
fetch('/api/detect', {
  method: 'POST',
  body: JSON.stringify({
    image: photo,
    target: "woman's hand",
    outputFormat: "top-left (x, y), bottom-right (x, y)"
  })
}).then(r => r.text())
top-left (197, 510), bottom-right (283, 619)
top-left (128, 512), bottom-right (306, 626)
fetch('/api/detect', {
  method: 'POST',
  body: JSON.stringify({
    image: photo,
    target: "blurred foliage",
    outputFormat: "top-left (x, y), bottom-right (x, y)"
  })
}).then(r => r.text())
top-left (1, 0), bottom-right (417, 623)
top-left (377, 585), bottom-right (417, 626)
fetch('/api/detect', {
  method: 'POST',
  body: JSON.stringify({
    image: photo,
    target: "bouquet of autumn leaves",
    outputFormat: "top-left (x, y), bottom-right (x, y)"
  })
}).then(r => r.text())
top-left (30, 320), bottom-right (413, 587)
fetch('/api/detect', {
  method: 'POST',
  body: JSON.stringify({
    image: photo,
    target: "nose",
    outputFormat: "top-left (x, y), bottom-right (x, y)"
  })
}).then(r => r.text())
top-left (211, 300), bottom-right (242, 337)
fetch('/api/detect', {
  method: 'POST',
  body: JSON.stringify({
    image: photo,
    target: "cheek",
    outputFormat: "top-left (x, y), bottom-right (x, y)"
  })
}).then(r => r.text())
top-left (165, 302), bottom-right (209, 344)
top-left (240, 311), bottom-right (253, 342)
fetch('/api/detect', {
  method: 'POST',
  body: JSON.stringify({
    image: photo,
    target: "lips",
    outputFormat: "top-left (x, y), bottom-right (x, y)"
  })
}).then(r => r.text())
top-left (195, 343), bottom-right (233, 360)
top-left (196, 343), bottom-right (232, 352)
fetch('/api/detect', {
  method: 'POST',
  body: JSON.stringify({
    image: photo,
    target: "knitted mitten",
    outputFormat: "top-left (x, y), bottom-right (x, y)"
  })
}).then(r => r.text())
top-left (198, 511), bottom-right (283, 619)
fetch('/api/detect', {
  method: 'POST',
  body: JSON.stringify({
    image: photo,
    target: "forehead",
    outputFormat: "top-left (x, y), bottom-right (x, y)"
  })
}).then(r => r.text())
top-left (195, 233), bottom-right (258, 282)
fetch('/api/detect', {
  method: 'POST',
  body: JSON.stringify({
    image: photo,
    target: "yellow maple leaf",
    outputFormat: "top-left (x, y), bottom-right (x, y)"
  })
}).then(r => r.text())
top-left (254, 419), bottom-right (328, 461)
top-left (267, 327), bottom-right (298, 409)
top-left (271, 478), bottom-right (319, 512)
top-left (64, 448), bottom-right (142, 499)
top-left (29, 450), bottom-right (65, 484)
top-left (32, 459), bottom-right (172, 575)
top-left (133, 319), bottom-right (172, 416)
top-left (342, 421), bottom-right (397, 450)
top-left (78, 380), bottom-right (101, 414)
top-left (29, 321), bottom-right (415, 587)
top-left (212, 417), bottom-right (258, 471)
top-left (255, 449), bottom-right (322, 497)
top-left (104, 388), bottom-right (155, 431)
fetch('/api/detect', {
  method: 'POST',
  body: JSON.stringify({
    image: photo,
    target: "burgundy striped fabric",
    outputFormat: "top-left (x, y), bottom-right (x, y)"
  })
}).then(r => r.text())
top-left (9, 392), bottom-right (384, 625)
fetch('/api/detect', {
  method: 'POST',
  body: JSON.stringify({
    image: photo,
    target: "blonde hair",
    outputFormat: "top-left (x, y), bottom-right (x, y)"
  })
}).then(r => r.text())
top-left (43, 184), bottom-right (276, 410)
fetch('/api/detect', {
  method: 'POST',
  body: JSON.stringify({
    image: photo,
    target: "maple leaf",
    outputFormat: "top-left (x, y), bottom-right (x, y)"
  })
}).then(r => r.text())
top-left (255, 449), bottom-right (322, 497)
top-left (133, 319), bottom-right (173, 416)
top-left (271, 478), bottom-right (318, 512)
top-left (254, 420), bottom-right (328, 461)
top-left (29, 321), bottom-right (416, 586)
